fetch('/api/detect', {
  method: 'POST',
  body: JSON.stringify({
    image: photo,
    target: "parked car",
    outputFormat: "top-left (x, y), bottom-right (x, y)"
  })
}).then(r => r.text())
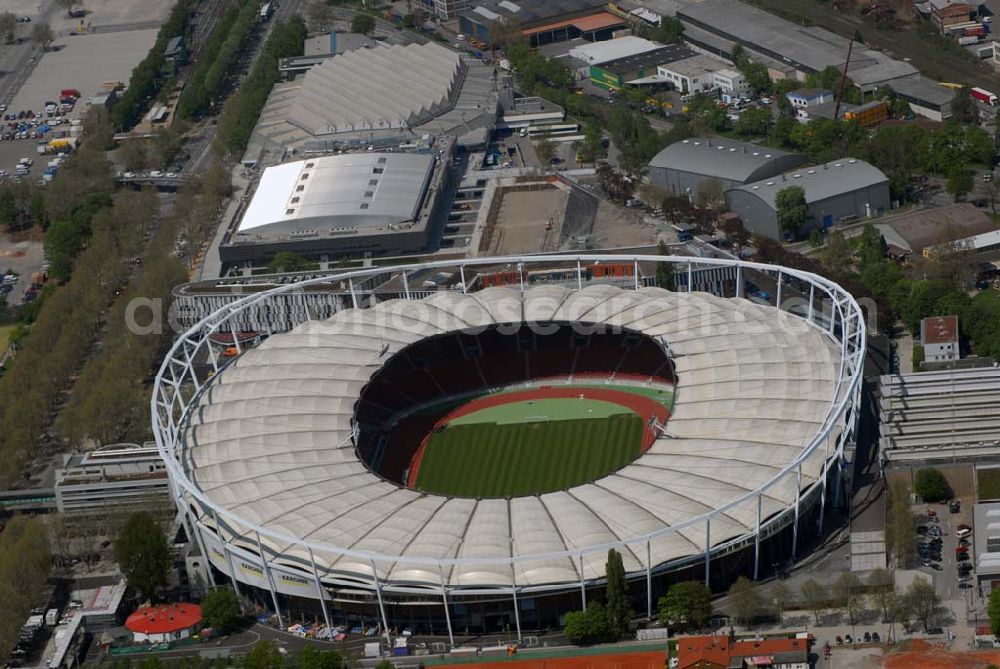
top-left (950, 500), bottom-right (962, 513)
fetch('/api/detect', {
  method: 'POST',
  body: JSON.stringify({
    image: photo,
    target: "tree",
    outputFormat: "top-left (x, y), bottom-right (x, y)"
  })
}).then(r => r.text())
top-left (914, 468), bottom-right (951, 502)
top-left (819, 230), bottom-right (853, 272)
top-left (888, 480), bottom-right (916, 568)
top-left (30, 22), bottom-right (54, 50)
top-left (833, 572), bottom-right (863, 626)
top-left (0, 12), bottom-right (16, 44)
top-left (535, 137), bottom-right (556, 166)
top-left (306, 0), bottom-right (333, 30)
top-left (0, 189), bottom-right (17, 231)
top-left (564, 602), bottom-right (610, 645)
top-left (774, 185), bottom-right (807, 240)
top-left (952, 88), bottom-right (980, 125)
top-left (651, 16), bottom-right (683, 44)
top-left (299, 644), bottom-right (344, 669)
top-left (244, 640), bottom-right (284, 669)
top-left (727, 576), bottom-right (765, 626)
top-left (867, 568), bottom-right (894, 619)
top-left (695, 178), bottom-right (725, 210)
top-left (351, 13), bottom-right (375, 35)
top-left (946, 166), bottom-right (974, 202)
top-left (604, 549), bottom-right (630, 640)
top-left (115, 512), bottom-right (170, 601)
top-left (659, 581), bottom-right (711, 630)
top-left (735, 107), bottom-right (772, 137)
top-left (201, 588), bottom-right (241, 633)
top-left (988, 589), bottom-right (1000, 636)
top-left (770, 582), bottom-right (792, 624)
top-left (800, 579), bottom-right (826, 625)
top-left (905, 577), bottom-right (941, 631)
top-left (119, 140), bottom-right (149, 172)
top-left (268, 251), bottom-right (311, 273)
top-left (886, 589), bottom-right (912, 639)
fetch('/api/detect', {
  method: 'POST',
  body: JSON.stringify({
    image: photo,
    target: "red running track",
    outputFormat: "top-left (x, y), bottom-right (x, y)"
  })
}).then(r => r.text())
top-left (406, 386), bottom-right (670, 488)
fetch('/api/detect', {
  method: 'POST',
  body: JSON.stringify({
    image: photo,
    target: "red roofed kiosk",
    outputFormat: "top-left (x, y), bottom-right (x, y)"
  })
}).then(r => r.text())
top-left (125, 602), bottom-right (202, 644)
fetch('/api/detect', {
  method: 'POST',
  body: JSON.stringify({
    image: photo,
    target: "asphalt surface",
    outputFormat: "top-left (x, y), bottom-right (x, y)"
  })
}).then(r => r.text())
top-left (0, 0), bottom-right (57, 106)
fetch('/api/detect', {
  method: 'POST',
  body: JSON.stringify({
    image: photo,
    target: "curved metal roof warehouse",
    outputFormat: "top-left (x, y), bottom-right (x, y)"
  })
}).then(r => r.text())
top-left (176, 284), bottom-right (848, 590)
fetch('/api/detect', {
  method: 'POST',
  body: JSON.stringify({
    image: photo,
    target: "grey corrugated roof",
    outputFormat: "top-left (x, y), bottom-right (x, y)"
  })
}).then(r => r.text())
top-left (677, 0), bottom-right (851, 72)
top-left (649, 138), bottom-right (798, 183)
top-left (732, 158), bottom-right (888, 209)
top-left (888, 75), bottom-right (956, 107)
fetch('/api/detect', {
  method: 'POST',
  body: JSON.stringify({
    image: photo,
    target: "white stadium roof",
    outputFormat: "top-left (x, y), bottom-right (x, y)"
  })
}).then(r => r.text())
top-left (180, 284), bottom-right (845, 589)
top-left (235, 153), bottom-right (434, 238)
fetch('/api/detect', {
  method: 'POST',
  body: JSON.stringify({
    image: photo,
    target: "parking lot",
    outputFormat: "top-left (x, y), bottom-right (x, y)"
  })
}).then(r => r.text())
top-left (0, 0), bottom-right (171, 177)
top-left (915, 501), bottom-right (975, 605)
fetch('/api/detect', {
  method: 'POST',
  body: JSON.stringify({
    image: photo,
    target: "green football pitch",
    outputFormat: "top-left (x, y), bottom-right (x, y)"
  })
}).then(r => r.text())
top-left (413, 412), bottom-right (644, 498)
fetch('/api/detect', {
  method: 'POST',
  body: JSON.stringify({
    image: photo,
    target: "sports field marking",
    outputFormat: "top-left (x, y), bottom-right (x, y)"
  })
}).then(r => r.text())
top-left (449, 398), bottom-right (630, 426)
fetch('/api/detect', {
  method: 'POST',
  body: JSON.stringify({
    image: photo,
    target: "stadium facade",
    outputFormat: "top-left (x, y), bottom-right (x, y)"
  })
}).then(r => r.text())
top-left (154, 255), bottom-right (865, 638)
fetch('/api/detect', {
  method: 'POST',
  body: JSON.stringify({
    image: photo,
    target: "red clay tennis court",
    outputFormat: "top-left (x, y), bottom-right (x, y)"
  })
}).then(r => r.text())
top-left (443, 649), bottom-right (666, 669)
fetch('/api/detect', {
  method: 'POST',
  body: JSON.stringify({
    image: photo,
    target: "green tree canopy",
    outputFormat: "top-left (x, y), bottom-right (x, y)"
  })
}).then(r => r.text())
top-left (300, 644), bottom-right (344, 669)
top-left (268, 251), bottom-right (312, 273)
top-left (350, 13), bottom-right (376, 35)
top-left (564, 602), bottom-right (610, 645)
top-left (989, 589), bottom-right (1000, 636)
top-left (774, 185), bottom-right (807, 239)
top-left (244, 640), bottom-right (285, 669)
top-left (734, 107), bottom-right (772, 137)
top-left (605, 549), bottom-right (630, 640)
top-left (658, 581), bottom-right (711, 630)
top-left (115, 511), bottom-right (170, 601)
top-left (201, 588), bottom-right (242, 633)
top-left (727, 576), bottom-right (765, 626)
top-left (914, 468), bottom-right (951, 502)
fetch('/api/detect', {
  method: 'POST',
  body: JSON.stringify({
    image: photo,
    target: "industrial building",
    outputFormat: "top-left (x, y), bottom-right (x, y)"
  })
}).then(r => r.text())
top-left (648, 137), bottom-right (807, 196)
top-left (244, 42), bottom-right (498, 162)
top-left (887, 76), bottom-right (956, 121)
top-left (874, 203), bottom-right (996, 257)
top-left (54, 443), bottom-right (169, 514)
top-left (222, 146), bottom-right (453, 266)
top-left (569, 36), bottom-right (663, 64)
top-left (457, 0), bottom-right (621, 46)
top-left (974, 501), bottom-right (1000, 591)
top-left (589, 44), bottom-right (693, 90)
top-left (656, 54), bottom-right (728, 93)
top-left (921, 315), bottom-right (960, 364)
top-left (727, 159), bottom-right (889, 239)
top-left (670, 0), bottom-right (917, 89)
top-left (879, 366), bottom-right (1000, 463)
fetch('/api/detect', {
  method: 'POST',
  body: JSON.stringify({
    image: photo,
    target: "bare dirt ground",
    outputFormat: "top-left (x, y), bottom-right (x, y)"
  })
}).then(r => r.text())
top-left (883, 639), bottom-right (1000, 669)
top-left (489, 187), bottom-right (569, 255)
top-left (827, 645), bottom-right (884, 669)
top-left (588, 200), bottom-right (657, 249)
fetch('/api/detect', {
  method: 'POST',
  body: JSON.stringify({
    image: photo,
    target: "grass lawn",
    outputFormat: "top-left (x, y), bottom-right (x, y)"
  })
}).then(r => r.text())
top-left (0, 324), bottom-right (14, 350)
top-left (979, 467), bottom-right (1000, 501)
top-left (415, 413), bottom-right (643, 497)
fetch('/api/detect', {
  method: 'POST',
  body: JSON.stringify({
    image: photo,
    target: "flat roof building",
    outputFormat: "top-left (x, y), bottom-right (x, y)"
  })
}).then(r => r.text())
top-left (727, 159), bottom-right (890, 239)
top-left (54, 443), bottom-right (168, 514)
top-left (222, 146), bottom-right (454, 265)
top-left (590, 44), bottom-right (694, 90)
top-left (975, 502), bottom-right (1000, 591)
top-left (921, 315), bottom-right (960, 364)
top-left (888, 76), bottom-right (955, 121)
top-left (569, 36), bottom-right (665, 64)
top-left (649, 137), bottom-right (807, 196)
top-left (879, 366), bottom-right (1000, 461)
top-left (874, 203), bottom-right (997, 256)
top-left (457, 0), bottom-right (618, 46)
top-left (656, 54), bottom-right (727, 93)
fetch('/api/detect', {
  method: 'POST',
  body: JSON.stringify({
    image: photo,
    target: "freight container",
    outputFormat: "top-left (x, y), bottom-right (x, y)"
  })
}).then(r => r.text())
top-left (971, 87), bottom-right (998, 105)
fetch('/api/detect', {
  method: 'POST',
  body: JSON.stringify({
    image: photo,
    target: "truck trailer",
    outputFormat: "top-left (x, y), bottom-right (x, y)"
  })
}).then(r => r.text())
top-left (970, 87), bottom-right (998, 106)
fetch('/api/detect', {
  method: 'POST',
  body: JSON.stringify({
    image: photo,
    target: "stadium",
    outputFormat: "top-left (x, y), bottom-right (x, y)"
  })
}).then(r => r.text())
top-left (154, 255), bottom-right (865, 639)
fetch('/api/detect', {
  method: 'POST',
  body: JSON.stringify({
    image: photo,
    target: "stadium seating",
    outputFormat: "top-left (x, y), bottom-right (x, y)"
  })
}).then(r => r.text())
top-left (355, 323), bottom-right (674, 481)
